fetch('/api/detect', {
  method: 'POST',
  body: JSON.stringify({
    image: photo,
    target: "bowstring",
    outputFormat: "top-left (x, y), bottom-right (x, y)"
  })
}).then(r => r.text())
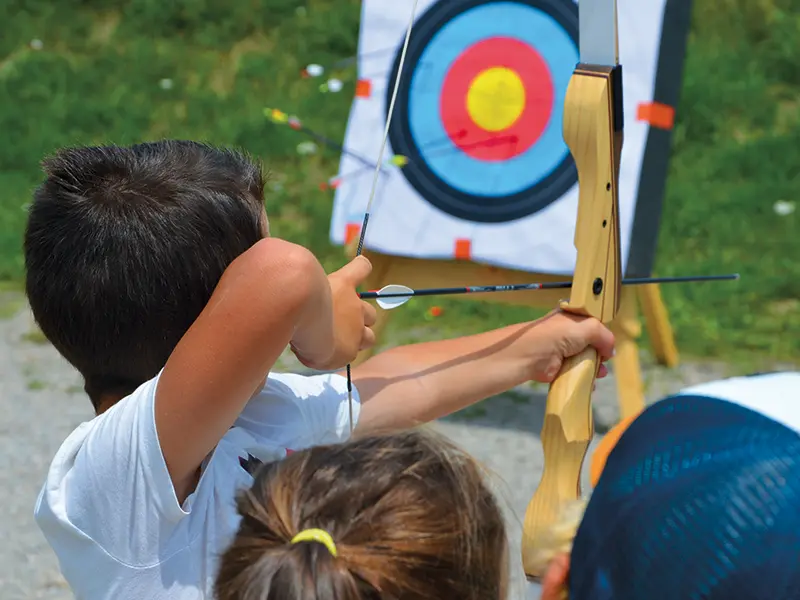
top-left (346, 0), bottom-right (420, 434)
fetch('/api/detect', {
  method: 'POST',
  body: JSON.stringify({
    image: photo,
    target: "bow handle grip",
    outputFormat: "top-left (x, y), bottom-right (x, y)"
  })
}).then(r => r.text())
top-left (522, 347), bottom-right (598, 579)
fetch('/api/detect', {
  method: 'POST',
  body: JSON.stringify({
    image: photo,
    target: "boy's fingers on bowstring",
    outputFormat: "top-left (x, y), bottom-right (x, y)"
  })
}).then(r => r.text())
top-left (359, 325), bottom-right (376, 351)
top-left (337, 255), bottom-right (373, 285)
top-left (362, 300), bottom-right (377, 328)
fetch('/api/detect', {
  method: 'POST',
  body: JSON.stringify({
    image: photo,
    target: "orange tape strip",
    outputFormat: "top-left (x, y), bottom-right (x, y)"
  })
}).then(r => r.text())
top-left (637, 102), bottom-right (675, 130)
top-left (355, 79), bottom-right (372, 98)
top-left (344, 223), bottom-right (361, 245)
top-left (454, 239), bottom-right (472, 260)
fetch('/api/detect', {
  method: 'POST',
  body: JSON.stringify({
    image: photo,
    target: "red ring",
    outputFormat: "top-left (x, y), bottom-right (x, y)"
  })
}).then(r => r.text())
top-left (440, 37), bottom-right (554, 162)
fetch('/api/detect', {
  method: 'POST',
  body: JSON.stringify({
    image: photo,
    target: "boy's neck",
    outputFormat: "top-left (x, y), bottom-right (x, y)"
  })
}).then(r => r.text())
top-left (96, 394), bottom-right (123, 416)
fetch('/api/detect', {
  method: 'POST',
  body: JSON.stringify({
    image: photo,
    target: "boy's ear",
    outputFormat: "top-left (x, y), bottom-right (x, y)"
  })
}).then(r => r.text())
top-left (540, 553), bottom-right (570, 600)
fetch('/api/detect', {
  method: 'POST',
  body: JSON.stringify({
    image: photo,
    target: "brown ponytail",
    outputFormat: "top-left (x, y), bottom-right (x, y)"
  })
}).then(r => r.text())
top-left (214, 429), bottom-right (508, 600)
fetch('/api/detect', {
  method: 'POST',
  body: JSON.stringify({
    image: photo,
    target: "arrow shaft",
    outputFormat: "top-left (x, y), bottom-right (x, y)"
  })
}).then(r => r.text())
top-left (361, 283), bottom-right (548, 300)
top-left (360, 274), bottom-right (738, 300)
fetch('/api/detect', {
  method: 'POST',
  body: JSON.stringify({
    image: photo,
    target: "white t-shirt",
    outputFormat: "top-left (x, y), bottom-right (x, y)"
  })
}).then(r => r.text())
top-left (678, 371), bottom-right (800, 432)
top-left (34, 371), bottom-right (360, 600)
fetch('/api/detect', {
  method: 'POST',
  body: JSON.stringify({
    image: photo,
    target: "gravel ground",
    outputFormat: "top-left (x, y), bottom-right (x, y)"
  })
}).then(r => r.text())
top-left (0, 292), bottom-right (739, 599)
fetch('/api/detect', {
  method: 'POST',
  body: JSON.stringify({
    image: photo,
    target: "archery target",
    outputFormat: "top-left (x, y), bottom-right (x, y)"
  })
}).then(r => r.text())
top-left (387, 0), bottom-right (578, 223)
top-left (331, 0), bottom-right (690, 276)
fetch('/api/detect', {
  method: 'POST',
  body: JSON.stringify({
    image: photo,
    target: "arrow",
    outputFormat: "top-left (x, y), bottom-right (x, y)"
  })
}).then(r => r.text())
top-left (360, 274), bottom-right (740, 310)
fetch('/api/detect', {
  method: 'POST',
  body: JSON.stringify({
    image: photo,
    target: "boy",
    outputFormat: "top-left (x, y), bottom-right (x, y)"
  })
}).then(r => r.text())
top-left (26, 141), bottom-right (614, 599)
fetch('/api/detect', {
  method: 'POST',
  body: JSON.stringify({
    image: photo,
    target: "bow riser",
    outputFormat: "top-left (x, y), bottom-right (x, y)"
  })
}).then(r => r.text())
top-left (563, 66), bottom-right (623, 320)
top-left (521, 62), bottom-right (624, 579)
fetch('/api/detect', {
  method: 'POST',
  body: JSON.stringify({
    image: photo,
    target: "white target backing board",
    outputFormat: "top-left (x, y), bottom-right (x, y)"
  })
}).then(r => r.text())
top-left (330, 0), bottom-right (692, 277)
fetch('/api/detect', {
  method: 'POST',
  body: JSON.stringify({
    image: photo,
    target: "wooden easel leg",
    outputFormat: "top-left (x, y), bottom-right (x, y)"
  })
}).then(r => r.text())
top-left (637, 284), bottom-right (679, 368)
top-left (609, 287), bottom-right (646, 419)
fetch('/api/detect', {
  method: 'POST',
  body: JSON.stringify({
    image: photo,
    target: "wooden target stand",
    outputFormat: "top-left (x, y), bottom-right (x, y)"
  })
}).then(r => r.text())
top-left (347, 244), bottom-right (679, 420)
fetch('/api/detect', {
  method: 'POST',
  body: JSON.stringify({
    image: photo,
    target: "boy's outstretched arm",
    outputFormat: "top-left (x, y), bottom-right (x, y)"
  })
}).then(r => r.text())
top-left (155, 239), bottom-right (372, 501)
top-left (351, 311), bottom-right (615, 434)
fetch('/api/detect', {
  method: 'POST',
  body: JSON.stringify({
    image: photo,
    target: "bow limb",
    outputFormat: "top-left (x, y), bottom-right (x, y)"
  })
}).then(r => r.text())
top-left (345, 0), bottom-right (420, 434)
top-left (522, 0), bottom-right (623, 580)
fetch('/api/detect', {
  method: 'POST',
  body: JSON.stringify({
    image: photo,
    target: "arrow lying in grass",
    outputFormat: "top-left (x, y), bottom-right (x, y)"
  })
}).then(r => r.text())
top-left (360, 274), bottom-right (740, 310)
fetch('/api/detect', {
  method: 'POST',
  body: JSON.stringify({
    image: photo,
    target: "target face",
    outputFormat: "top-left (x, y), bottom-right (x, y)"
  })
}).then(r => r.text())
top-left (387, 0), bottom-right (579, 223)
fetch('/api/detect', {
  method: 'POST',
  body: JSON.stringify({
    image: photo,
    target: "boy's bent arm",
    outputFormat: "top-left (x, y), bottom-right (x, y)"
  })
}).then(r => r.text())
top-left (155, 238), bottom-right (331, 501)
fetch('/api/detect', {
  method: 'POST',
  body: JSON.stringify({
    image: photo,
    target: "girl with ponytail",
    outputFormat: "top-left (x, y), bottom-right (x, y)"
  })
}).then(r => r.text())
top-left (215, 429), bottom-right (508, 600)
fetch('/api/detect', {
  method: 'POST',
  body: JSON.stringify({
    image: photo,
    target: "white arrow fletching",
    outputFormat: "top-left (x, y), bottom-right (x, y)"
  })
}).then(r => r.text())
top-left (375, 284), bottom-right (414, 310)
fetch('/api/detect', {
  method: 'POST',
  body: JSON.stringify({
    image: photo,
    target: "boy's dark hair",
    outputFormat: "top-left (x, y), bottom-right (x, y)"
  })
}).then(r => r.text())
top-left (215, 429), bottom-right (508, 600)
top-left (24, 141), bottom-right (266, 409)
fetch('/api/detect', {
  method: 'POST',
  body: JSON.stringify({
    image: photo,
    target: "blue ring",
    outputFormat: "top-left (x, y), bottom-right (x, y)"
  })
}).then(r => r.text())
top-left (407, 2), bottom-right (578, 197)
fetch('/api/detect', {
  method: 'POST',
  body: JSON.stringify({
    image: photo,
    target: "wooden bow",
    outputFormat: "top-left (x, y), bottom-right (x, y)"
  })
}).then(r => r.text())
top-left (521, 0), bottom-right (623, 580)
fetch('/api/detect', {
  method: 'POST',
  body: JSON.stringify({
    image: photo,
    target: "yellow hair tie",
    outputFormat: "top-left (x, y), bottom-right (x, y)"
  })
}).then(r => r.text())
top-left (291, 528), bottom-right (338, 557)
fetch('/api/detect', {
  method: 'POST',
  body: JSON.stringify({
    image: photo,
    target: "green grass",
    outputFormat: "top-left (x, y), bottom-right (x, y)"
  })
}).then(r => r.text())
top-left (657, 0), bottom-right (800, 362)
top-left (0, 0), bottom-right (797, 365)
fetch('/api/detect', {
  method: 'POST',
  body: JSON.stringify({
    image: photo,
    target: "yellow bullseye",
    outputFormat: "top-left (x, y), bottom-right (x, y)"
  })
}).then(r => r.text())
top-left (466, 67), bottom-right (526, 132)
